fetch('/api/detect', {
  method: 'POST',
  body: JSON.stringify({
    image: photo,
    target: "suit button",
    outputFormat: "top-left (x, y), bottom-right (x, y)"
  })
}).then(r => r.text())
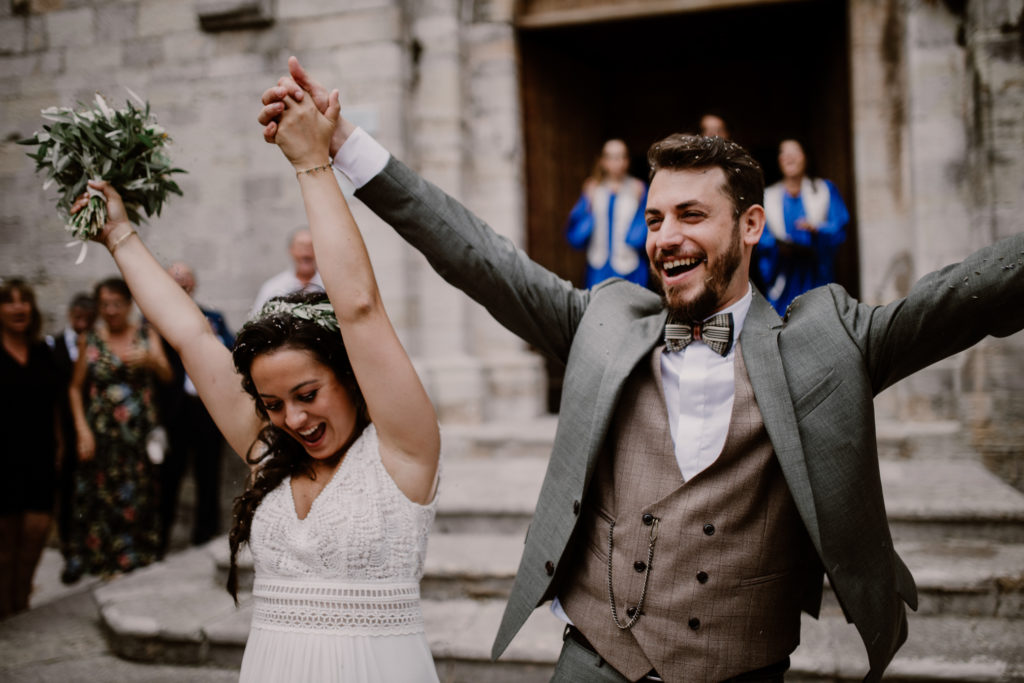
top-left (688, 617), bottom-right (700, 630)
top-left (703, 523), bottom-right (715, 536)
top-left (696, 571), bottom-right (709, 584)
top-left (573, 500), bottom-right (580, 515)
top-left (634, 561), bottom-right (646, 573)
top-left (544, 561), bottom-right (554, 576)
top-left (626, 606), bottom-right (637, 618)
top-left (642, 513), bottom-right (654, 526)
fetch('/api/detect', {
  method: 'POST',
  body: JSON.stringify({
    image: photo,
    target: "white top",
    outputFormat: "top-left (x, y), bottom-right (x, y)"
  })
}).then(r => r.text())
top-left (251, 269), bottom-right (325, 316)
top-left (248, 423), bottom-right (437, 636)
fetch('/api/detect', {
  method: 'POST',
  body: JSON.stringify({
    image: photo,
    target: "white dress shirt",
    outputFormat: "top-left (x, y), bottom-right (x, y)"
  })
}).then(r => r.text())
top-left (662, 286), bottom-right (752, 480)
top-left (331, 127), bottom-right (389, 189)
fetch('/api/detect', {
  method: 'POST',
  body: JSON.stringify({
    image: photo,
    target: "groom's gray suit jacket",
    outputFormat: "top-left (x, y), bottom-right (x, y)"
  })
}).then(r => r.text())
top-left (355, 156), bottom-right (1024, 682)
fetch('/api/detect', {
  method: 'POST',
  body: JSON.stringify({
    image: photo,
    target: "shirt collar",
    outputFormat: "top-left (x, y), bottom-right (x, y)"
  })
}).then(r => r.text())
top-left (712, 283), bottom-right (753, 339)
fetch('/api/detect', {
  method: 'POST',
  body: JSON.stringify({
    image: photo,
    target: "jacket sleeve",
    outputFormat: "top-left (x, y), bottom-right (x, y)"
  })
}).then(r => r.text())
top-left (354, 156), bottom-right (590, 363)
top-left (829, 232), bottom-right (1024, 394)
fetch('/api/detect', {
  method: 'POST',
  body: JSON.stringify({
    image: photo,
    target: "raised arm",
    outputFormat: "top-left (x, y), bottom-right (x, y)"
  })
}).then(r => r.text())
top-left (273, 88), bottom-right (439, 504)
top-left (258, 59), bottom-right (591, 363)
top-left (833, 232), bottom-right (1024, 394)
top-left (70, 183), bottom-right (263, 461)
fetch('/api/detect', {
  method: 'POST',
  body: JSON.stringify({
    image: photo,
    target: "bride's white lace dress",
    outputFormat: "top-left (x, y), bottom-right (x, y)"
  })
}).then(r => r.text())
top-left (239, 424), bottom-right (439, 682)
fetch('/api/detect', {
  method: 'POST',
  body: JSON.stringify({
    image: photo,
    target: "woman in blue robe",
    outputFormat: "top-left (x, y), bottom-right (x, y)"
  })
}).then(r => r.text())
top-left (566, 139), bottom-right (648, 288)
top-left (754, 139), bottom-right (849, 315)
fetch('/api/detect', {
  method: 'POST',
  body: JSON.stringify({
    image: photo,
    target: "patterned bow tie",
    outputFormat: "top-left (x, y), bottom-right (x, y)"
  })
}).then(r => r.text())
top-left (664, 312), bottom-right (735, 356)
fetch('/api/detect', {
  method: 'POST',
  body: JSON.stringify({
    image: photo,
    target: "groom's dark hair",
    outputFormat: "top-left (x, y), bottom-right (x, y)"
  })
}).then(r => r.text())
top-left (647, 134), bottom-right (764, 219)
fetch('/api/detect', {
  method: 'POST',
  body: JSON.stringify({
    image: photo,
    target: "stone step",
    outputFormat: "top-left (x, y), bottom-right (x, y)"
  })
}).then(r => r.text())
top-left (442, 416), bottom-right (559, 461)
top-left (212, 457), bottom-right (1024, 597)
top-left (94, 548), bottom-right (1024, 683)
top-left (873, 419), bottom-right (972, 460)
top-left (442, 416), bottom-right (976, 462)
top-left (210, 533), bottom-right (1024, 618)
top-left (824, 539), bottom-right (1024, 618)
top-left (423, 536), bottom-right (1024, 618)
top-left (881, 459), bottom-right (1024, 543)
top-left (433, 456), bottom-right (545, 535)
top-left (435, 456), bottom-right (1024, 542)
top-left (428, 601), bottom-right (1024, 683)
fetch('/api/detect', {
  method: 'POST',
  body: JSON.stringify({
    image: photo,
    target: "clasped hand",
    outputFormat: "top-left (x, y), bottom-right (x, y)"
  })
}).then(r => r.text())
top-left (258, 57), bottom-right (357, 160)
top-left (274, 85), bottom-right (340, 171)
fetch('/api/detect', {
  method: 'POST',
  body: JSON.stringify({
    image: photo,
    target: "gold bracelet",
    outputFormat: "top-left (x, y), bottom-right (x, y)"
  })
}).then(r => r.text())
top-left (108, 229), bottom-right (138, 254)
top-left (296, 162), bottom-right (333, 177)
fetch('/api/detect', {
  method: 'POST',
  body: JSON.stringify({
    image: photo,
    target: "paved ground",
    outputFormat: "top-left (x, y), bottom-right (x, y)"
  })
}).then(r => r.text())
top-left (6, 437), bottom-right (1023, 682)
top-left (0, 446), bottom-right (252, 682)
top-left (0, 550), bottom-right (238, 682)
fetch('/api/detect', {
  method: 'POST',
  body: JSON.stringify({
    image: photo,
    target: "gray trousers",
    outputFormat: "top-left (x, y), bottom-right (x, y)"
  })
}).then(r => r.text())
top-left (550, 632), bottom-right (632, 683)
top-left (549, 629), bottom-right (788, 683)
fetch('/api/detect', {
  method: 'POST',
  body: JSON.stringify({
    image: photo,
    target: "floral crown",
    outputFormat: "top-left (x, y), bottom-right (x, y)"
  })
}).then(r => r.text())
top-left (253, 298), bottom-right (339, 332)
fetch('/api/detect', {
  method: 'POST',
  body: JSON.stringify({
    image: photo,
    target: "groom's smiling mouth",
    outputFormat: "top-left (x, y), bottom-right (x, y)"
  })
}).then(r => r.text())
top-left (661, 256), bottom-right (706, 278)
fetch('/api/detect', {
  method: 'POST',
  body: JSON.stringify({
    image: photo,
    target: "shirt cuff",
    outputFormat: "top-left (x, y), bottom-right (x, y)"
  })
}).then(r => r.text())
top-left (331, 127), bottom-right (389, 190)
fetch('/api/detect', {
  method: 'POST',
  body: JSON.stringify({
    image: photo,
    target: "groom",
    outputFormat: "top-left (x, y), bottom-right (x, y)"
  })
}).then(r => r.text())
top-left (259, 60), bottom-right (1024, 683)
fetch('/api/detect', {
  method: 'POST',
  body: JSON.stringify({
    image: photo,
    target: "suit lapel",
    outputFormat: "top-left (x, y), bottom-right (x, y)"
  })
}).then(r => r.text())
top-left (583, 308), bottom-right (668, 483)
top-left (740, 290), bottom-right (822, 550)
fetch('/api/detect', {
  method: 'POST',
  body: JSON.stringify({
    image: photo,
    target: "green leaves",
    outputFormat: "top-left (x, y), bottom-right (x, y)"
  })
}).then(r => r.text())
top-left (19, 93), bottom-right (187, 241)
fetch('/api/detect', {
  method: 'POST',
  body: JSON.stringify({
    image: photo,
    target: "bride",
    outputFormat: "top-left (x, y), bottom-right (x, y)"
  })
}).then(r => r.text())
top-left (70, 75), bottom-right (441, 682)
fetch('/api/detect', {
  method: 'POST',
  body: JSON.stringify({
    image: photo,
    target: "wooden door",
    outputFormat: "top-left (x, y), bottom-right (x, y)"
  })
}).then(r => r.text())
top-left (518, 0), bottom-right (856, 409)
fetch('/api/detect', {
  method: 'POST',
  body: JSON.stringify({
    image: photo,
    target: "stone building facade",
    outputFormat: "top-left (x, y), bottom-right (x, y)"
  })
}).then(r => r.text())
top-left (1, 0), bottom-right (1021, 477)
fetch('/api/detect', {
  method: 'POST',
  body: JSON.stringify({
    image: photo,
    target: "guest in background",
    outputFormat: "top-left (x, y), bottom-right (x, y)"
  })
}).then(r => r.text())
top-left (699, 113), bottom-right (730, 139)
top-left (251, 228), bottom-right (324, 313)
top-left (754, 139), bottom-right (849, 314)
top-left (46, 292), bottom-right (96, 560)
top-left (0, 279), bottom-right (61, 616)
top-left (63, 277), bottom-right (172, 582)
top-left (157, 262), bottom-right (233, 554)
top-left (566, 139), bottom-right (648, 288)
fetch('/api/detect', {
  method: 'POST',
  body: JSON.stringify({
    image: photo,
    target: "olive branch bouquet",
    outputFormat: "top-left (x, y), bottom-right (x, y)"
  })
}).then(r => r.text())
top-left (19, 91), bottom-right (185, 255)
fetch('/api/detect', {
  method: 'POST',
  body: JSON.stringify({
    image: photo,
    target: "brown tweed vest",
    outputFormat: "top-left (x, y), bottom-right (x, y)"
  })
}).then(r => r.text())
top-left (560, 345), bottom-right (817, 683)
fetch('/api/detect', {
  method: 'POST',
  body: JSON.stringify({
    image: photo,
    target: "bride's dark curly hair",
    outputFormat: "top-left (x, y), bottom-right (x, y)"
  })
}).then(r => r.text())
top-left (226, 290), bottom-right (369, 601)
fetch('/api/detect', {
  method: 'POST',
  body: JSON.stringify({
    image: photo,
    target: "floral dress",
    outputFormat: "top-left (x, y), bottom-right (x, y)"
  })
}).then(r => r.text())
top-left (63, 327), bottom-right (162, 580)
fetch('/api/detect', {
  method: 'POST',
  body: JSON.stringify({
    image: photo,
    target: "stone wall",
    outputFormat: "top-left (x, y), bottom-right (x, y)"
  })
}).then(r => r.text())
top-left (1, 0), bottom-right (1021, 446)
top-left (960, 0), bottom-right (1024, 487)
top-left (0, 0), bottom-right (545, 424)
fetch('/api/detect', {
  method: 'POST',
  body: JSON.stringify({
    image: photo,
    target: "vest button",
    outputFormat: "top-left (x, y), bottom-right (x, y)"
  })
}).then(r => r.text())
top-left (633, 561), bottom-right (647, 573)
top-left (642, 513), bottom-right (654, 526)
top-left (626, 606), bottom-right (637, 618)
top-left (544, 560), bottom-right (554, 576)
top-left (703, 522), bottom-right (715, 536)
top-left (688, 617), bottom-right (701, 630)
top-left (573, 500), bottom-right (580, 515)
top-left (696, 571), bottom-right (709, 584)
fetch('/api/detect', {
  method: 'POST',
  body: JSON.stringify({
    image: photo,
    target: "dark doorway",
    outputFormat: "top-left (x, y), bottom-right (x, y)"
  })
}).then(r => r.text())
top-left (518, 0), bottom-right (856, 411)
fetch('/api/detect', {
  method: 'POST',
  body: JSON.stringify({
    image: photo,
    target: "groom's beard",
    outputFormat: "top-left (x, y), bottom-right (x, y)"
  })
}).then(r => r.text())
top-left (655, 221), bottom-right (742, 322)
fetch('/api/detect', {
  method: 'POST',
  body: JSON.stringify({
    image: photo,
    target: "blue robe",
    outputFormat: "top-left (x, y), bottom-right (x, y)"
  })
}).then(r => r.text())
top-left (754, 178), bottom-right (848, 314)
top-left (566, 186), bottom-right (649, 288)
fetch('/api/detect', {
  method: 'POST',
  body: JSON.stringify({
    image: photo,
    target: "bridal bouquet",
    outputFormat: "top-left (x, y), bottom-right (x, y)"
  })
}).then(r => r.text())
top-left (20, 92), bottom-right (185, 249)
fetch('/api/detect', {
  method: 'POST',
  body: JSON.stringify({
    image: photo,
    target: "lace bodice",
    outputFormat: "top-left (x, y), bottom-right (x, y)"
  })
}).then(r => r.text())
top-left (249, 424), bottom-right (437, 635)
